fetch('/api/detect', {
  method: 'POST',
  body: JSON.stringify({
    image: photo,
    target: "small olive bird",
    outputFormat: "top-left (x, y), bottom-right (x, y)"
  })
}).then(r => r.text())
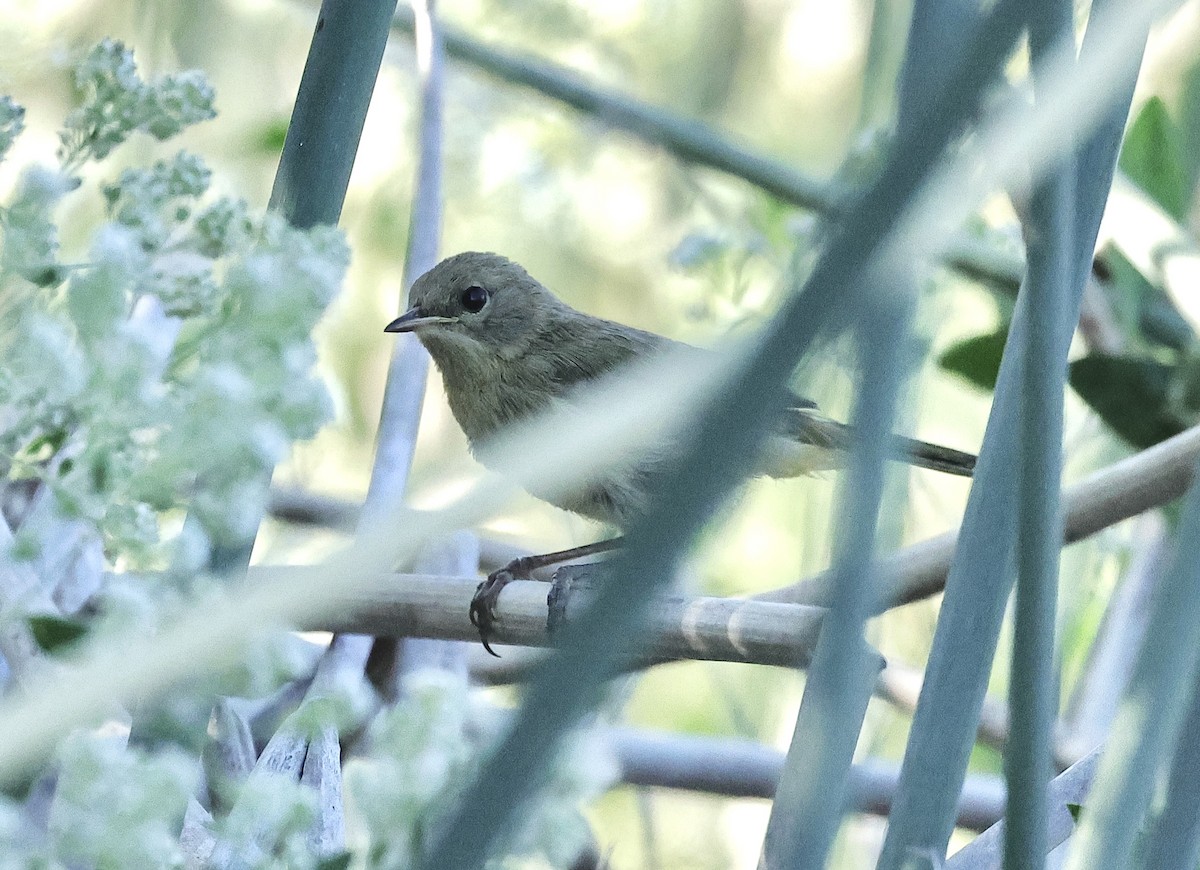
top-left (386, 252), bottom-right (975, 653)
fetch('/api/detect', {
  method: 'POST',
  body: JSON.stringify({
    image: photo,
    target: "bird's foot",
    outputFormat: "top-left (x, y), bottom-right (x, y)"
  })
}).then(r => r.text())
top-left (470, 555), bottom-right (542, 657)
top-left (470, 569), bottom-right (514, 657)
top-left (546, 563), bottom-right (601, 636)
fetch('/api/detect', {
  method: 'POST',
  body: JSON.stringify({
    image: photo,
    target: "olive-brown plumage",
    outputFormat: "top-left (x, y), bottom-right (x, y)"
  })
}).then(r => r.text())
top-left (389, 251), bottom-right (973, 522)
top-left (385, 251), bottom-right (975, 650)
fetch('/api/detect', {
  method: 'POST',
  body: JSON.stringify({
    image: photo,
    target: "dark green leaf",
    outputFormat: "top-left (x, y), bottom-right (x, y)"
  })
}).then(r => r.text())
top-left (1068, 355), bottom-right (1188, 449)
top-left (316, 853), bottom-right (353, 870)
top-left (1141, 292), bottom-right (1197, 354)
top-left (22, 427), bottom-right (69, 462)
top-left (27, 614), bottom-right (88, 653)
top-left (21, 264), bottom-right (66, 288)
top-left (1176, 62), bottom-right (1200, 197)
top-left (1171, 353), bottom-right (1200, 414)
top-left (938, 328), bottom-right (1009, 391)
top-left (1120, 97), bottom-right (1190, 221)
top-left (253, 117), bottom-right (289, 155)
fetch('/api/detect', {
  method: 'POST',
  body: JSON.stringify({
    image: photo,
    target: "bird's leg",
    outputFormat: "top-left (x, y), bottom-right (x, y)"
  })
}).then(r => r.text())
top-left (546, 561), bottom-right (607, 635)
top-left (469, 537), bottom-right (623, 656)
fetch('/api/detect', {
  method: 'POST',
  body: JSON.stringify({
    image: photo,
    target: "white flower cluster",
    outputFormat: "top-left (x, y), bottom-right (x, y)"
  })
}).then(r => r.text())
top-left (345, 670), bottom-right (616, 870)
top-left (0, 730), bottom-right (198, 869)
top-left (0, 41), bottom-right (347, 568)
top-left (57, 39), bottom-right (216, 171)
top-left (0, 40), bottom-right (611, 870)
top-left (48, 732), bottom-right (199, 868)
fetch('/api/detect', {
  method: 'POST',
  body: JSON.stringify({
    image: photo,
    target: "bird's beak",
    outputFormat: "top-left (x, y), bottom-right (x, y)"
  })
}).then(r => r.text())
top-left (384, 307), bottom-right (457, 333)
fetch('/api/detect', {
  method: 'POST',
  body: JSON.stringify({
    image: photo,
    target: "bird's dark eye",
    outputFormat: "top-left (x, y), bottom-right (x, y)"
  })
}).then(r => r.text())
top-left (460, 285), bottom-right (488, 314)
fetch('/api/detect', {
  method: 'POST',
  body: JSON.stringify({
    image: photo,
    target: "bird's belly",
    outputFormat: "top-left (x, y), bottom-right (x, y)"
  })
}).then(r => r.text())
top-left (523, 467), bottom-right (646, 529)
top-left (757, 436), bottom-right (844, 478)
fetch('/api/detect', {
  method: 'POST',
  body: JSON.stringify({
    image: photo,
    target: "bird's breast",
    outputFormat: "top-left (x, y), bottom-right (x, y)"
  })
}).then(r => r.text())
top-left (436, 353), bottom-right (557, 448)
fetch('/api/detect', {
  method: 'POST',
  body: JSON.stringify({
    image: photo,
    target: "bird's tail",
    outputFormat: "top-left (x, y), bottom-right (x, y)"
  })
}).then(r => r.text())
top-left (891, 434), bottom-right (976, 477)
top-left (765, 411), bottom-right (976, 478)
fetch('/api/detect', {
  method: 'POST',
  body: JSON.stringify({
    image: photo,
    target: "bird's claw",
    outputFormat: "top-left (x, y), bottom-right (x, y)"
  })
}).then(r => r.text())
top-left (469, 567), bottom-right (518, 657)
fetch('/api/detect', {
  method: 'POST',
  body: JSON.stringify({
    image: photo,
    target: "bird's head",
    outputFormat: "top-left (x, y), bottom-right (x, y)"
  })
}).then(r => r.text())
top-left (385, 252), bottom-right (562, 361)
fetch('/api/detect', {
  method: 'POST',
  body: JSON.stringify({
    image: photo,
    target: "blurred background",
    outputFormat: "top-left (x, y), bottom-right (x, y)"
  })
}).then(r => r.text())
top-left (2, 0), bottom-right (1198, 865)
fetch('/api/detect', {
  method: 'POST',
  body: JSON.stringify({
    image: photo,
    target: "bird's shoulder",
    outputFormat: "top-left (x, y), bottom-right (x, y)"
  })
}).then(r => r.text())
top-left (525, 313), bottom-right (669, 388)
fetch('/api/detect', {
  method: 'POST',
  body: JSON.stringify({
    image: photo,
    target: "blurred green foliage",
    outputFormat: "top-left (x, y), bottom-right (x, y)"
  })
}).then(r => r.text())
top-left (1120, 96), bottom-right (1191, 222)
top-left (0, 2), bottom-right (1194, 867)
top-left (940, 83), bottom-right (1200, 452)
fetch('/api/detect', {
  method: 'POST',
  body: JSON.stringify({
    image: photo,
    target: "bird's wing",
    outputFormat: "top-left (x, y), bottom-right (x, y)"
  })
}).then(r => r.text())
top-left (777, 406), bottom-right (853, 451)
top-left (774, 406), bottom-right (976, 476)
top-left (787, 390), bottom-right (819, 411)
top-left (538, 318), bottom-right (671, 389)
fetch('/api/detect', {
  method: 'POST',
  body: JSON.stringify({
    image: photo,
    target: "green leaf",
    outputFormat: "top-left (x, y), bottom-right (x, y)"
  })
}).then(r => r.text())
top-left (1120, 96), bottom-right (1190, 221)
top-left (1096, 245), bottom-right (1195, 352)
top-left (253, 117), bottom-right (289, 155)
top-left (22, 426), bottom-right (68, 462)
top-left (1067, 803), bottom-right (1084, 823)
top-left (1069, 355), bottom-right (1188, 449)
top-left (27, 614), bottom-right (88, 653)
top-left (1176, 62), bottom-right (1200, 197)
top-left (938, 327), bottom-right (1009, 392)
top-left (316, 853), bottom-right (353, 870)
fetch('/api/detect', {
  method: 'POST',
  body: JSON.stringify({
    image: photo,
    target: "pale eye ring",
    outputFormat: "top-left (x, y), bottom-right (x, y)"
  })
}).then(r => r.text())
top-left (461, 285), bottom-right (488, 313)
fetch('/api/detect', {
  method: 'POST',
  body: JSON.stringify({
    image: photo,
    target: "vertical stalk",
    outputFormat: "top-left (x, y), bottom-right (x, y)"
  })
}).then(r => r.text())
top-left (1004, 97), bottom-right (1072, 870)
top-left (362, 0), bottom-right (445, 530)
top-left (876, 1), bottom-right (1147, 862)
top-left (895, 0), bottom-right (980, 137)
top-left (1064, 473), bottom-right (1200, 868)
top-left (761, 292), bottom-right (912, 868)
top-left (209, 0), bottom-right (399, 574)
top-left (1003, 2), bottom-right (1075, 865)
top-left (268, 1), bottom-right (400, 229)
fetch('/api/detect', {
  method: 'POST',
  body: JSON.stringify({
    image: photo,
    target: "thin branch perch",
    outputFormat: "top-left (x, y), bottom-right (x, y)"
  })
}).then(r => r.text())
top-left (606, 728), bottom-right (1004, 831)
top-left (266, 422), bottom-right (1200, 681)
top-left (256, 568), bottom-right (825, 668)
top-left (762, 423), bottom-right (1200, 610)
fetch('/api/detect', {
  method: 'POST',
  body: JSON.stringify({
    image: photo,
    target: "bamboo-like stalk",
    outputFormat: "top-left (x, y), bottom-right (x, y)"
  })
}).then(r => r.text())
top-left (762, 297), bottom-right (912, 867)
top-left (265, 568), bottom-right (826, 668)
top-left (268, 2), bottom-right (399, 228)
top-left (1004, 2), bottom-right (1074, 863)
top-left (894, 0), bottom-right (981, 141)
top-left (876, 0), bottom-right (1149, 862)
top-left (1065, 471), bottom-right (1200, 866)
